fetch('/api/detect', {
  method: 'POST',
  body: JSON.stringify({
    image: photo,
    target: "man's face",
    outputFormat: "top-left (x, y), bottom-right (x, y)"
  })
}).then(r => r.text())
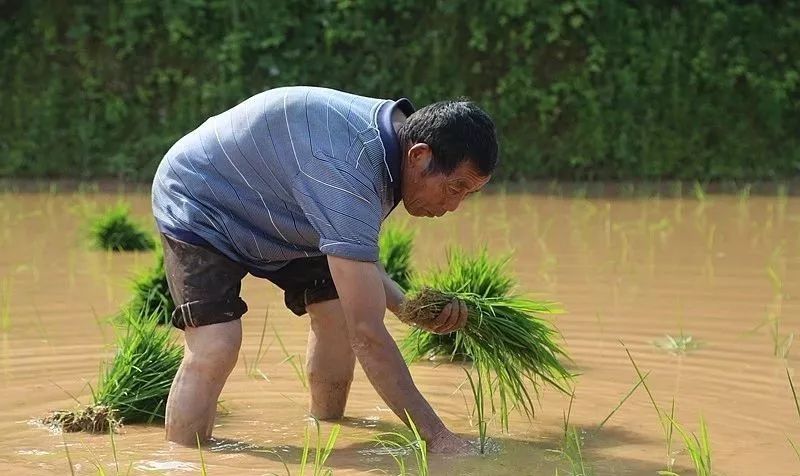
top-left (401, 143), bottom-right (491, 218)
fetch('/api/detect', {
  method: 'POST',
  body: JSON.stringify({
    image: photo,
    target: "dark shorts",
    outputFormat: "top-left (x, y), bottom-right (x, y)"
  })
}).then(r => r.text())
top-left (160, 234), bottom-right (339, 330)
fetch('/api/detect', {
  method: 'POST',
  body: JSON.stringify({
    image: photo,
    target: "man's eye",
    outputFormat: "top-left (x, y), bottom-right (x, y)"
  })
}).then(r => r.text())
top-left (448, 186), bottom-right (460, 195)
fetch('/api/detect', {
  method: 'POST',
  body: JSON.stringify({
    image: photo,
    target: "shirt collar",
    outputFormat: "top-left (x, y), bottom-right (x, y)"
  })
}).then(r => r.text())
top-left (377, 97), bottom-right (415, 207)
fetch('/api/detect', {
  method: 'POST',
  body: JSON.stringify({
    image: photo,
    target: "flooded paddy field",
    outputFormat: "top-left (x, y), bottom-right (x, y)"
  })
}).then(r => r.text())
top-left (0, 185), bottom-right (798, 475)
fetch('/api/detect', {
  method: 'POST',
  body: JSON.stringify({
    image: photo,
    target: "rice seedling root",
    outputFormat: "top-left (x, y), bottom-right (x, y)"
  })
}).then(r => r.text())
top-left (397, 289), bottom-right (450, 325)
top-left (42, 405), bottom-right (121, 433)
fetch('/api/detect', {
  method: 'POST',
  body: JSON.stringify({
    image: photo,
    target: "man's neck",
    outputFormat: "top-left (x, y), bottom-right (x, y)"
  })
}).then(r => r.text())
top-left (391, 107), bottom-right (407, 135)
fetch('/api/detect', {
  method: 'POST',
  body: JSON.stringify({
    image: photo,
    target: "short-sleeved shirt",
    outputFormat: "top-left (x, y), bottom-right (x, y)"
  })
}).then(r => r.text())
top-left (151, 86), bottom-right (414, 275)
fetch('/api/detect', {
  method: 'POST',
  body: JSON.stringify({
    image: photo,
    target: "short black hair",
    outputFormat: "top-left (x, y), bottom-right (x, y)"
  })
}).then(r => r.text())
top-left (398, 99), bottom-right (498, 176)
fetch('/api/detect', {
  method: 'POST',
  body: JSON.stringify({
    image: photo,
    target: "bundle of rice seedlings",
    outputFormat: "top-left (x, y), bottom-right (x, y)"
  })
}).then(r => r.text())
top-left (401, 248), bottom-right (515, 360)
top-left (43, 308), bottom-right (183, 432)
top-left (399, 248), bottom-right (572, 423)
top-left (379, 223), bottom-right (415, 291)
top-left (122, 249), bottom-right (173, 325)
top-left (89, 203), bottom-right (155, 251)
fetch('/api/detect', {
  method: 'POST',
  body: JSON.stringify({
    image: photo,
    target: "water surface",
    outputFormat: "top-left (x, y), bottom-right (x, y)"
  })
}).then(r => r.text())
top-left (0, 188), bottom-right (797, 475)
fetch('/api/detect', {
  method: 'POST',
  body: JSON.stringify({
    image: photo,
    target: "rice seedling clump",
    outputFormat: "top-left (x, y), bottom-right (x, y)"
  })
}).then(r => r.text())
top-left (122, 250), bottom-right (173, 325)
top-left (379, 223), bottom-right (415, 291)
top-left (43, 309), bottom-right (183, 432)
top-left (89, 203), bottom-right (155, 251)
top-left (400, 248), bottom-right (572, 422)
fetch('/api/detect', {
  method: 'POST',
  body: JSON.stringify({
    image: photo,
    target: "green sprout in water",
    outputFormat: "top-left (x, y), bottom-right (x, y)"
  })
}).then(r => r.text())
top-left (275, 326), bottom-right (308, 389)
top-left (373, 411), bottom-right (429, 476)
top-left (692, 181), bottom-right (707, 202)
top-left (623, 343), bottom-right (678, 472)
top-left (463, 367), bottom-right (490, 454)
top-left (653, 333), bottom-right (704, 355)
top-left (298, 418), bottom-right (341, 476)
top-left (550, 393), bottom-right (593, 476)
top-left (379, 223), bottom-right (415, 291)
top-left (241, 310), bottom-right (273, 380)
top-left (658, 416), bottom-right (713, 476)
top-left (89, 203), bottom-right (155, 251)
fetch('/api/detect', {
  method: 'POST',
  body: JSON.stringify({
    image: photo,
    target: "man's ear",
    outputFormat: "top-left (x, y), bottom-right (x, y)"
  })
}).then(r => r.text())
top-left (407, 143), bottom-right (432, 172)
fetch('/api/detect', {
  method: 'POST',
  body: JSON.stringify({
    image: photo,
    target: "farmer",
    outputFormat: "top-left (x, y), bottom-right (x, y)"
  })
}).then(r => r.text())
top-left (151, 86), bottom-right (498, 453)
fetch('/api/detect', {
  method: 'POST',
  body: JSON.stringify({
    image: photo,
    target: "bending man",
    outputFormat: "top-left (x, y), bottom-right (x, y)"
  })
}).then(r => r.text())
top-left (151, 86), bottom-right (498, 453)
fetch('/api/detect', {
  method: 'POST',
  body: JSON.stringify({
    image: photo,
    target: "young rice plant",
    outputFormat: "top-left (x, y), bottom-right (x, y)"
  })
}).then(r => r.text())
top-left (120, 249), bottom-right (173, 324)
top-left (400, 248), bottom-right (572, 428)
top-left (89, 203), bottom-right (155, 251)
top-left (379, 223), bottom-right (415, 291)
top-left (43, 307), bottom-right (183, 432)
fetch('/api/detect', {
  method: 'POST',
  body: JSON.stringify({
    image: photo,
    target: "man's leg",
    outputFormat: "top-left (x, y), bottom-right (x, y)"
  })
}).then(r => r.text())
top-left (306, 299), bottom-right (356, 420)
top-left (159, 234), bottom-right (249, 446)
top-left (166, 319), bottom-right (242, 446)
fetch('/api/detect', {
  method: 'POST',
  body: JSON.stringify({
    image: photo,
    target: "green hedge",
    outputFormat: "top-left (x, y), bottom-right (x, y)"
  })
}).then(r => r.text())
top-left (2, 0), bottom-right (799, 180)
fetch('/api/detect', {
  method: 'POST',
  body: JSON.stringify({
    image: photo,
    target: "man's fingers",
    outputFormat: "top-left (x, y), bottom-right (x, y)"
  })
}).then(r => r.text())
top-left (455, 299), bottom-right (468, 330)
top-left (422, 299), bottom-right (469, 334)
top-left (435, 299), bottom-right (461, 334)
top-left (445, 299), bottom-right (468, 333)
top-left (430, 301), bottom-right (452, 333)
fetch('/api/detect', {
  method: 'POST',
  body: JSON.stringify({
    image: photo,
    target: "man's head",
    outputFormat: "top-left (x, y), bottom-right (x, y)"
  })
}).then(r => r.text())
top-left (398, 99), bottom-right (498, 218)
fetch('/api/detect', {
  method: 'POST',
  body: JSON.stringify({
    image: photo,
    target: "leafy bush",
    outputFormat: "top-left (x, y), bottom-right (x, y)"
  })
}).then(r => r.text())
top-left (2, 1), bottom-right (799, 180)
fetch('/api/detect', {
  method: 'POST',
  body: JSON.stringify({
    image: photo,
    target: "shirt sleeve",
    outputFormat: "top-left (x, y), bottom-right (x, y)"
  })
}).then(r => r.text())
top-left (291, 162), bottom-right (383, 262)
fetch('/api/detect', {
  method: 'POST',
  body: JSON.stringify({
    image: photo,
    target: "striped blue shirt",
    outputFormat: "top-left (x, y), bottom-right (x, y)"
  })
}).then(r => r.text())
top-left (152, 86), bottom-right (414, 273)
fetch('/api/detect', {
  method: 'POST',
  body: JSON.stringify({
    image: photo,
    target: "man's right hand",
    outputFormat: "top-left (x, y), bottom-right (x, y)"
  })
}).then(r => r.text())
top-left (426, 428), bottom-right (477, 455)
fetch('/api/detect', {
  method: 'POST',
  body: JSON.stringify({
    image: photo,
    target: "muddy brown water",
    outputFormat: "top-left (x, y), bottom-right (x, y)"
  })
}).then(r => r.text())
top-left (0, 189), bottom-right (798, 475)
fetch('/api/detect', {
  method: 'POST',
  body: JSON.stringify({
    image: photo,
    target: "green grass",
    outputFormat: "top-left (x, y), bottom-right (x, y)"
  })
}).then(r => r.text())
top-left (86, 428), bottom-right (134, 475)
top-left (274, 327), bottom-right (308, 389)
top-left (242, 310), bottom-right (273, 380)
top-left (298, 419), bottom-right (340, 476)
top-left (658, 416), bottom-right (713, 476)
top-left (89, 203), bottom-right (155, 251)
top-left (401, 248), bottom-right (572, 428)
top-left (559, 426), bottom-right (591, 476)
top-left (623, 343), bottom-right (678, 473)
top-left (596, 371), bottom-right (651, 431)
top-left (121, 249), bottom-right (173, 324)
top-left (549, 392), bottom-right (593, 476)
top-left (379, 223), bottom-right (415, 291)
top-left (764, 250), bottom-right (793, 358)
top-left (43, 308), bottom-right (183, 432)
top-left (550, 374), bottom-right (652, 473)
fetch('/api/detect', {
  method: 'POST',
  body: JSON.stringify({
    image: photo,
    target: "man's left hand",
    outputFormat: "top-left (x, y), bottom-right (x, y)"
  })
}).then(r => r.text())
top-left (416, 298), bottom-right (468, 335)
